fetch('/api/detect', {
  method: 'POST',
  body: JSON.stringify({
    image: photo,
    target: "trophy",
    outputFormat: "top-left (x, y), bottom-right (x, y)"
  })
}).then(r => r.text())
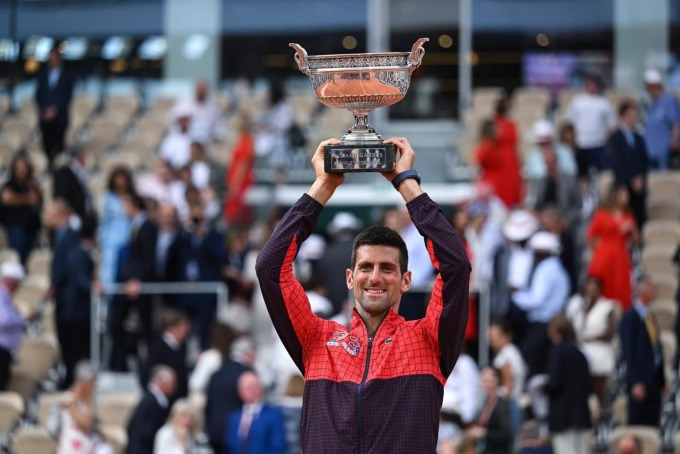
top-left (290, 38), bottom-right (428, 173)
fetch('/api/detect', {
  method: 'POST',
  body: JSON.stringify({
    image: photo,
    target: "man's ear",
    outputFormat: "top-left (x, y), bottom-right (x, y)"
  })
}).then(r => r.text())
top-left (401, 270), bottom-right (412, 293)
top-left (346, 268), bottom-right (353, 289)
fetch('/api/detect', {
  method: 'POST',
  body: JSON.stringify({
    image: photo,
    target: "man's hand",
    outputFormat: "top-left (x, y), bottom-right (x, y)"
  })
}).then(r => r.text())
top-left (307, 139), bottom-right (344, 205)
top-left (631, 176), bottom-right (644, 193)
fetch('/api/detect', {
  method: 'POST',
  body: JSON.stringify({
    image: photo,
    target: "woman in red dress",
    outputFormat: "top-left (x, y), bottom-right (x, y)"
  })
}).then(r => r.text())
top-left (224, 114), bottom-right (255, 226)
top-left (473, 99), bottom-right (523, 208)
top-left (587, 186), bottom-right (639, 310)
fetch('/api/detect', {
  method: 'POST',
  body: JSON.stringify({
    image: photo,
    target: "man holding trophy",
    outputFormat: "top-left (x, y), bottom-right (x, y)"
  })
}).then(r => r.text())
top-left (256, 132), bottom-right (471, 452)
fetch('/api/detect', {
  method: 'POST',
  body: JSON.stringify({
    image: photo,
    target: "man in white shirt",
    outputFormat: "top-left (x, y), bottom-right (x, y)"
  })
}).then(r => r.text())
top-left (489, 320), bottom-right (527, 402)
top-left (176, 81), bottom-right (225, 144)
top-left (567, 75), bottom-right (616, 174)
top-left (159, 105), bottom-right (195, 170)
top-left (512, 232), bottom-right (570, 378)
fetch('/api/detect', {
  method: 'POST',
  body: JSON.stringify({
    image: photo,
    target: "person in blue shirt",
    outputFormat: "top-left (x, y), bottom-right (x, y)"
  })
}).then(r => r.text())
top-left (0, 262), bottom-right (27, 390)
top-left (643, 69), bottom-right (680, 170)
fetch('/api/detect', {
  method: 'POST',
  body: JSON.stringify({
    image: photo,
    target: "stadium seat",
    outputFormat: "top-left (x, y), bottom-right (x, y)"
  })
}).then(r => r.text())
top-left (27, 249), bottom-right (53, 276)
top-left (14, 336), bottom-right (59, 383)
top-left (12, 427), bottom-right (57, 454)
top-left (649, 299), bottom-right (677, 332)
top-left (609, 426), bottom-right (660, 454)
top-left (0, 248), bottom-right (20, 264)
top-left (643, 220), bottom-right (680, 247)
top-left (642, 246), bottom-right (675, 276)
top-left (7, 368), bottom-right (41, 407)
top-left (96, 393), bottom-right (140, 427)
top-left (653, 274), bottom-right (678, 301)
top-left (36, 392), bottom-right (65, 427)
top-left (100, 424), bottom-right (127, 454)
top-left (0, 391), bottom-right (25, 434)
top-left (613, 394), bottom-right (627, 426)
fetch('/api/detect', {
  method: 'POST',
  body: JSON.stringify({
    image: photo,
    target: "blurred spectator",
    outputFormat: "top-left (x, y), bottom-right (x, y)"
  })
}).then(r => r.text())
top-left (109, 193), bottom-right (157, 371)
top-left (512, 232), bottom-right (570, 378)
top-left (55, 222), bottom-right (96, 390)
top-left (317, 211), bottom-right (362, 316)
top-left (401, 204), bottom-right (437, 320)
top-left (544, 315), bottom-right (591, 454)
top-left (277, 375), bottom-right (304, 454)
top-left (177, 80), bottom-right (224, 144)
top-left (141, 309), bottom-right (191, 403)
top-left (225, 371), bottom-right (287, 454)
top-left (177, 203), bottom-right (228, 348)
top-left (56, 361), bottom-right (113, 454)
top-left (98, 166), bottom-right (134, 287)
top-left (465, 200), bottom-right (503, 291)
top-left (619, 278), bottom-right (665, 426)
top-left (53, 147), bottom-right (97, 231)
top-left (0, 153), bottom-right (43, 265)
top-left (138, 159), bottom-right (189, 218)
top-left (189, 141), bottom-right (222, 191)
top-left (523, 120), bottom-right (581, 232)
top-left (567, 74), bottom-right (616, 173)
top-left (254, 84), bottom-right (294, 168)
top-left (0, 261), bottom-right (26, 390)
top-left (127, 365), bottom-right (177, 454)
top-left (160, 105), bottom-right (195, 170)
top-left (494, 97), bottom-right (523, 207)
top-left (155, 203), bottom-right (186, 306)
top-left (473, 117), bottom-right (521, 210)
top-left (442, 350), bottom-right (480, 428)
top-left (224, 114), bottom-right (256, 227)
top-left (450, 203), bottom-right (478, 343)
top-left (466, 366), bottom-right (512, 454)
top-left (189, 323), bottom-right (237, 395)
top-left (643, 68), bottom-right (680, 170)
top-left (609, 99), bottom-right (649, 230)
top-left (565, 276), bottom-right (616, 406)
top-left (489, 320), bottom-right (527, 402)
top-left (36, 46), bottom-right (74, 170)
top-left (455, 436), bottom-right (479, 454)
top-left (205, 336), bottom-right (254, 454)
top-left (495, 209), bottom-right (539, 321)
top-left (153, 398), bottom-right (198, 454)
top-left (587, 186), bottom-right (638, 310)
top-left (616, 434), bottom-right (643, 454)
top-left (538, 207), bottom-right (578, 293)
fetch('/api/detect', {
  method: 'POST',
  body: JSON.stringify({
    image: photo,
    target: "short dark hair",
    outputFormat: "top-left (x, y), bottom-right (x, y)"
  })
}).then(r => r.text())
top-left (106, 165), bottom-right (134, 194)
top-left (163, 309), bottom-right (189, 331)
top-left (350, 225), bottom-right (408, 273)
top-left (548, 314), bottom-right (576, 341)
top-left (490, 318), bottom-right (514, 338)
top-left (618, 98), bottom-right (637, 118)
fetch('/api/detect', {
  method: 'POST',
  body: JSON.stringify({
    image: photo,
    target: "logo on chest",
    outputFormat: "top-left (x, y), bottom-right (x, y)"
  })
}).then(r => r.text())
top-left (326, 330), bottom-right (361, 356)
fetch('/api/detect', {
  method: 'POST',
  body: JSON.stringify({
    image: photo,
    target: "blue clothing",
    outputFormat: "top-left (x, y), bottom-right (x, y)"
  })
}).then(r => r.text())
top-left (0, 285), bottom-right (26, 352)
top-left (98, 192), bottom-right (132, 284)
top-left (512, 256), bottom-right (570, 323)
top-left (225, 404), bottom-right (287, 454)
top-left (644, 92), bottom-right (680, 160)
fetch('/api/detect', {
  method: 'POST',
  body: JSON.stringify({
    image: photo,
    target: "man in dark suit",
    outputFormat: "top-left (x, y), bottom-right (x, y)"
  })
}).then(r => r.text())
top-left (140, 309), bottom-right (190, 403)
top-left (224, 371), bottom-right (286, 454)
top-left (609, 99), bottom-right (649, 230)
top-left (544, 314), bottom-right (591, 454)
top-left (154, 202), bottom-right (186, 307)
top-left (205, 336), bottom-right (255, 454)
top-left (53, 147), bottom-right (96, 231)
top-left (619, 277), bottom-right (665, 426)
top-left (178, 203), bottom-right (228, 348)
top-left (126, 365), bottom-right (176, 454)
top-left (35, 46), bottom-right (74, 170)
top-left (45, 199), bottom-right (81, 389)
top-left (109, 193), bottom-right (157, 370)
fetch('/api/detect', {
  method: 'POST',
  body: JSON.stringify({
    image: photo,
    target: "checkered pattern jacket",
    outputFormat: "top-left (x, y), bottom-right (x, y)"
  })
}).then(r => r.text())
top-left (256, 193), bottom-right (470, 453)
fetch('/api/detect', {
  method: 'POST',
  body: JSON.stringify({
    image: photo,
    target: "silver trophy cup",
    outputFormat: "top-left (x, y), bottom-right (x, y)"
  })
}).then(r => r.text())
top-left (290, 38), bottom-right (428, 172)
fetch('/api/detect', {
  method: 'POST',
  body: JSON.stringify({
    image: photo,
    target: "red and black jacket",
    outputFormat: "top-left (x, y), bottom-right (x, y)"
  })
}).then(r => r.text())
top-left (256, 193), bottom-right (470, 453)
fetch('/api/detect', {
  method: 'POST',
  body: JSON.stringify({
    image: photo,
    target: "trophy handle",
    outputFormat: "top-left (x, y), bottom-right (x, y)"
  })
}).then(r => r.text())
top-left (289, 43), bottom-right (310, 75)
top-left (407, 37), bottom-right (429, 73)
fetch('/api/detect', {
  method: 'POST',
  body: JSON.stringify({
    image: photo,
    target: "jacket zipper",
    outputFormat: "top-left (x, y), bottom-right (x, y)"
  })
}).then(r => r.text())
top-left (357, 315), bottom-right (386, 454)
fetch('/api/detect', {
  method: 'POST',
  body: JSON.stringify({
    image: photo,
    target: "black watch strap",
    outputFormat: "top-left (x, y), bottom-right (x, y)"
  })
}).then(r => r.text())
top-left (391, 169), bottom-right (421, 190)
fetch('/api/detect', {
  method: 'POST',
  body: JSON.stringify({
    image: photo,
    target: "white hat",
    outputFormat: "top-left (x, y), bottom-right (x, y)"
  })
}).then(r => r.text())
top-left (528, 231), bottom-right (561, 254)
top-left (307, 293), bottom-right (333, 317)
top-left (644, 68), bottom-right (663, 85)
top-left (328, 212), bottom-right (362, 236)
top-left (0, 261), bottom-right (25, 281)
top-left (171, 102), bottom-right (194, 119)
top-left (530, 119), bottom-right (555, 144)
top-left (503, 210), bottom-right (539, 242)
top-left (298, 234), bottom-right (326, 260)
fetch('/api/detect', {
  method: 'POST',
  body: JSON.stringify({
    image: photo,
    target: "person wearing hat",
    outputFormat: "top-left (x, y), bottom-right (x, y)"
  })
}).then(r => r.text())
top-left (643, 68), bottom-right (680, 170)
top-left (159, 104), bottom-right (195, 170)
top-left (0, 261), bottom-right (27, 390)
top-left (511, 231), bottom-right (570, 379)
top-left (523, 120), bottom-right (581, 233)
top-left (566, 74), bottom-right (616, 173)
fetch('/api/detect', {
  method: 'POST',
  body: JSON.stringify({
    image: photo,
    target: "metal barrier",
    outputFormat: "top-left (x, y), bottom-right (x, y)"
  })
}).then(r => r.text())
top-left (91, 281), bottom-right (229, 368)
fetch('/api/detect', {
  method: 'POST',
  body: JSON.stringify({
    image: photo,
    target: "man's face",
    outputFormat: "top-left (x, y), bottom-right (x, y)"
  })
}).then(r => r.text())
top-left (238, 373), bottom-right (262, 404)
top-left (346, 245), bottom-right (411, 318)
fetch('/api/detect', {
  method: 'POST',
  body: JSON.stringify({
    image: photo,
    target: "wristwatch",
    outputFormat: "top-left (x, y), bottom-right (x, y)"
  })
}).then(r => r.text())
top-left (391, 169), bottom-right (421, 190)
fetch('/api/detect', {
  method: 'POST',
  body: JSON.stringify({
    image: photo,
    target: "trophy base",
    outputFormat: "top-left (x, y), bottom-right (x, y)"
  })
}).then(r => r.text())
top-left (324, 143), bottom-right (395, 173)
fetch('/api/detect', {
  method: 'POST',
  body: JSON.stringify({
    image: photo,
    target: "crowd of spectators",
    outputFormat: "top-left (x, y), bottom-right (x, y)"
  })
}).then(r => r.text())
top-left (0, 58), bottom-right (679, 454)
